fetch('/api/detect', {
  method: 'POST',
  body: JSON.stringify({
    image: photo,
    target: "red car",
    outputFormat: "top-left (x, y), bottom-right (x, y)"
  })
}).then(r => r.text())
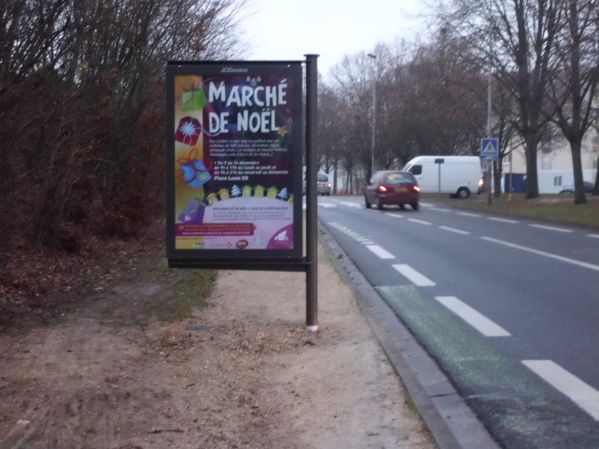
top-left (364, 170), bottom-right (420, 210)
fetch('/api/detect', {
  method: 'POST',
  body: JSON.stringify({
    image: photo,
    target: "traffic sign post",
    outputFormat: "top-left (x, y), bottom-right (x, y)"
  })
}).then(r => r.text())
top-left (481, 138), bottom-right (499, 161)
top-left (434, 158), bottom-right (444, 194)
top-left (481, 137), bottom-right (499, 205)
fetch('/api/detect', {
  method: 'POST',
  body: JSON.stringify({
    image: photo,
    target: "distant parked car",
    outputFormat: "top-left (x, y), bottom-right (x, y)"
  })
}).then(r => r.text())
top-left (317, 173), bottom-right (331, 195)
top-left (559, 181), bottom-right (594, 194)
top-left (364, 170), bottom-right (420, 210)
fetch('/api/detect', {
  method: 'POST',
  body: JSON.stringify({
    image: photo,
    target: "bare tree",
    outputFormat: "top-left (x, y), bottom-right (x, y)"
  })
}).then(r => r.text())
top-left (547, 0), bottom-right (599, 203)
top-left (0, 0), bottom-right (247, 252)
top-left (318, 84), bottom-right (346, 193)
top-left (329, 54), bottom-right (373, 188)
top-left (446, 0), bottom-right (562, 198)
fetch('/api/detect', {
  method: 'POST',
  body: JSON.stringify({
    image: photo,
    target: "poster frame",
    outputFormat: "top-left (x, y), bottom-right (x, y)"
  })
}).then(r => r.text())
top-left (166, 60), bottom-right (305, 267)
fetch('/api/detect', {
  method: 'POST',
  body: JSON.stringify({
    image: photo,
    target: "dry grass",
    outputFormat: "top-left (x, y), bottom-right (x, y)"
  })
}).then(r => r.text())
top-left (423, 193), bottom-right (599, 229)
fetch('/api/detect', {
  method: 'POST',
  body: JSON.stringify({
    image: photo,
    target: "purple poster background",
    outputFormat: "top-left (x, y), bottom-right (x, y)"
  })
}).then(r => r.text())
top-left (173, 64), bottom-right (302, 252)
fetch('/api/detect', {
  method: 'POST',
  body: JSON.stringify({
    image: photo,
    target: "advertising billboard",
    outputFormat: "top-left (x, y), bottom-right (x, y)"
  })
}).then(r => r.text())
top-left (166, 61), bottom-right (303, 263)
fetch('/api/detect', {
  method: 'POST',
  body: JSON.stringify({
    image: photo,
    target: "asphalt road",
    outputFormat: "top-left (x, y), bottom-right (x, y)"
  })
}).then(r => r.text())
top-left (318, 195), bottom-right (599, 449)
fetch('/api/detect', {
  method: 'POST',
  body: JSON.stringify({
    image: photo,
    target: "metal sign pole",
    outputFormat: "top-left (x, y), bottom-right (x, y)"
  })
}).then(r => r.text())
top-left (305, 54), bottom-right (319, 332)
top-left (435, 158), bottom-right (444, 194)
top-left (487, 74), bottom-right (493, 206)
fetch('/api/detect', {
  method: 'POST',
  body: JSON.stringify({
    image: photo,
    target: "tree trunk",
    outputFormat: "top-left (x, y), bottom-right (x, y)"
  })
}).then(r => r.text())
top-left (493, 160), bottom-right (503, 197)
top-left (524, 135), bottom-right (540, 198)
top-left (333, 157), bottom-right (338, 195)
top-left (570, 140), bottom-right (587, 204)
top-left (594, 155), bottom-right (599, 196)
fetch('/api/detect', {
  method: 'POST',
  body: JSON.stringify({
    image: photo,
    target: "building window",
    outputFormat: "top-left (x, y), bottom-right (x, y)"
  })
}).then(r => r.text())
top-left (554, 176), bottom-right (562, 186)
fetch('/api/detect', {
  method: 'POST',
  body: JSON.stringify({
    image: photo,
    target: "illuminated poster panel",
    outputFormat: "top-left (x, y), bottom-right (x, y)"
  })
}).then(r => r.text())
top-left (166, 61), bottom-right (303, 262)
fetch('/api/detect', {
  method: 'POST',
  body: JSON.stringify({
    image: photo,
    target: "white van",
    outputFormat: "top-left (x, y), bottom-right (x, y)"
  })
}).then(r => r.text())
top-left (402, 156), bottom-right (483, 198)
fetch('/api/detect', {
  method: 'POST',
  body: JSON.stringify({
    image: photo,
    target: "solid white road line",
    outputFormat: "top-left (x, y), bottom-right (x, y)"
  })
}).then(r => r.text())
top-left (587, 234), bottom-right (599, 239)
top-left (392, 264), bottom-right (436, 287)
top-left (522, 360), bottom-right (599, 421)
top-left (366, 245), bottom-right (395, 259)
top-left (488, 217), bottom-right (519, 224)
top-left (481, 236), bottom-right (599, 273)
top-left (439, 226), bottom-right (470, 235)
top-left (408, 218), bottom-right (432, 225)
top-left (457, 212), bottom-right (482, 218)
top-left (319, 203), bottom-right (337, 208)
top-left (435, 296), bottom-right (511, 337)
top-left (529, 224), bottom-right (573, 233)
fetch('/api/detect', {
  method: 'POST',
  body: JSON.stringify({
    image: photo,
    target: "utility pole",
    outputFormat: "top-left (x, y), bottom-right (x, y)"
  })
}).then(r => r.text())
top-left (368, 53), bottom-right (376, 179)
top-left (487, 72), bottom-right (493, 206)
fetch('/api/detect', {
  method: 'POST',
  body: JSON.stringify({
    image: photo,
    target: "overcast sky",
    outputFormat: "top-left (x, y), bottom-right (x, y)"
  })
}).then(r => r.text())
top-left (240, 0), bottom-right (430, 79)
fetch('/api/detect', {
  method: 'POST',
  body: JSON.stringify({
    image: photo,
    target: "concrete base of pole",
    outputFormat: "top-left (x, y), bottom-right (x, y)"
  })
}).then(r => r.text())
top-left (306, 325), bottom-right (319, 333)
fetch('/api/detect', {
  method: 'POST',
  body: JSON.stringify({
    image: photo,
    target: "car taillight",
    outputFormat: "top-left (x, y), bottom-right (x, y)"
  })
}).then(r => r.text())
top-left (377, 185), bottom-right (388, 193)
top-left (413, 185), bottom-right (421, 192)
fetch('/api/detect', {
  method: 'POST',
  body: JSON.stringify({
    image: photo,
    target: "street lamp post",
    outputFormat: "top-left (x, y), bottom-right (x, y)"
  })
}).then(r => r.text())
top-left (367, 53), bottom-right (376, 178)
top-left (487, 72), bottom-right (492, 206)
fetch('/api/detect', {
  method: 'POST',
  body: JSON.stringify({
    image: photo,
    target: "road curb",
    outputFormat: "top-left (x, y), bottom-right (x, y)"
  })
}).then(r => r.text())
top-left (318, 223), bottom-right (501, 449)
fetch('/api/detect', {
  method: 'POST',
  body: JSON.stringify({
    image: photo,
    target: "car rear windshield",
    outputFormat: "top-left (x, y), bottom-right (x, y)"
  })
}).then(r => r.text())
top-left (318, 174), bottom-right (328, 182)
top-left (385, 173), bottom-right (415, 185)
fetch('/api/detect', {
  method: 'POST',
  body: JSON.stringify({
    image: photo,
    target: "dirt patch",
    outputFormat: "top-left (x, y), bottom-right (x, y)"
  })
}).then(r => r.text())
top-left (0, 244), bottom-right (434, 449)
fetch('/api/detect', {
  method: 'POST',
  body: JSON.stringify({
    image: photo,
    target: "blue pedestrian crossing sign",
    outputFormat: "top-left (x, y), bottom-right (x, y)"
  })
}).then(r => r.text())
top-left (481, 137), bottom-right (499, 161)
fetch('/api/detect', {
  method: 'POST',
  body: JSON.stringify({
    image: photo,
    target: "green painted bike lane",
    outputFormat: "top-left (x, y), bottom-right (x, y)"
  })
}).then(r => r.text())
top-left (377, 285), bottom-right (599, 449)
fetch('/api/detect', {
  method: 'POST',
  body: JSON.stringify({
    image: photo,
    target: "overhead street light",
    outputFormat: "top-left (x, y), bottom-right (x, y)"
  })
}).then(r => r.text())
top-left (367, 53), bottom-right (376, 179)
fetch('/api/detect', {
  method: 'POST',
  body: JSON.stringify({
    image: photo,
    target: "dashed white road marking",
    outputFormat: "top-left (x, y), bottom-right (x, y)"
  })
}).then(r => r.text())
top-left (366, 245), bottom-right (395, 259)
top-left (430, 207), bottom-right (451, 212)
top-left (385, 212), bottom-right (403, 218)
top-left (319, 203), bottom-right (337, 208)
top-left (419, 202), bottom-right (433, 208)
top-left (408, 218), bottom-right (432, 226)
top-left (522, 360), bottom-right (599, 421)
top-left (457, 211), bottom-right (482, 218)
top-left (481, 236), bottom-right (599, 272)
top-left (588, 234), bottom-right (599, 239)
top-left (529, 224), bottom-right (573, 233)
top-left (488, 217), bottom-right (519, 224)
top-left (357, 239), bottom-right (375, 245)
top-left (392, 264), bottom-right (436, 287)
top-left (439, 226), bottom-right (470, 235)
top-left (340, 201), bottom-right (362, 208)
top-left (435, 296), bottom-right (511, 337)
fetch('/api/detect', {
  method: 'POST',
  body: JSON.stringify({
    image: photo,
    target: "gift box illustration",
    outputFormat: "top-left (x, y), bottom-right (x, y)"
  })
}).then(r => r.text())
top-left (177, 148), bottom-right (212, 189)
top-left (176, 116), bottom-right (202, 146)
top-left (182, 88), bottom-right (207, 112)
top-left (178, 199), bottom-right (206, 224)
